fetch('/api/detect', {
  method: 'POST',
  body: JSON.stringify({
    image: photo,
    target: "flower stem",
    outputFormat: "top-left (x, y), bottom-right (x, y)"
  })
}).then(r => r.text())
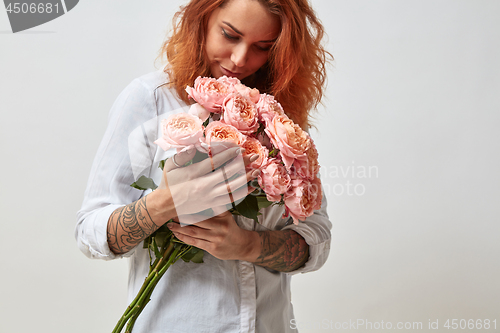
top-left (124, 245), bottom-right (182, 333)
top-left (111, 238), bottom-right (177, 333)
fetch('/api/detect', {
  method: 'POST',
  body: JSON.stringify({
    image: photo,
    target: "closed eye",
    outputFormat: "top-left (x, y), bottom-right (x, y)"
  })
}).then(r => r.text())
top-left (256, 44), bottom-right (272, 51)
top-left (222, 28), bottom-right (238, 41)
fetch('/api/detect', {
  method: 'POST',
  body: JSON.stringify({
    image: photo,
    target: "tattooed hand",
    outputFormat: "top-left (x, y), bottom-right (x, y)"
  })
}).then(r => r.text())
top-left (167, 211), bottom-right (309, 272)
top-left (159, 145), bottom-right (258, 217)
top-left (107, 146), bottom-right (259, 255)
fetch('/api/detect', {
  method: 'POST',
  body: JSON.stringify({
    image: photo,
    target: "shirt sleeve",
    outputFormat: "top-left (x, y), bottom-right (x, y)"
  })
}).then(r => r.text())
top-left (283, 185), bottom-right (332, 275)
top-left (75, 78), bottom-right (159, 260)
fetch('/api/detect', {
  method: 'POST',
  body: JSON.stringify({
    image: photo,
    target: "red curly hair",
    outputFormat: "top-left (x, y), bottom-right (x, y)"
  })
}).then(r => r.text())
top-left (157, 0), bottom-right (332, 129)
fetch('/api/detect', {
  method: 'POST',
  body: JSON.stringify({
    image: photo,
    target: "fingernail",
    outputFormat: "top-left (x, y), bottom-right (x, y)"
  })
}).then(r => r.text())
top-left (235, 148), bottom-right (245, 156)
top-left (251, 169), bottom-right (261, 177)
top-left (167, 223), bottom-right (174, 229)
top-left (249, 154), bottom-right (259, 162)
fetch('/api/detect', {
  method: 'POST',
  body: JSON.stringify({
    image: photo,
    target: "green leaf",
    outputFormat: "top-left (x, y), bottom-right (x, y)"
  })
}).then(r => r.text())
top-left (180, 253), bottom-right (193, 262)
top-left (154, 231), bottom-right (171, 249)
top-left (180, 247), bottom-right (197, 262)
top-left (269, 148), bottom-right (280, 158)
top-left (256, 122), bottom-right (265, 135)
top-left (158, 159), bottom-right (166, 170)
top-left (151, 237), bottom-right (161, 259)
top-left (157, 223), bottom-right (171, 233)
top-left (143, 222), bottom-right (172, 249)
top-left (180, 247), bottom-right (204, 263)
top-left (130, 176), bottom-right (158, 191)
top-left (143, 236), bottom-right (152, 249)
top-left (202, 113), bottom-right (213, 127)
top-left (234, 195), bottom-right (260, 223)
top-left (190, 248), bottom-right (204, 263)
top-left (256, 195), bottom-right (274, 210)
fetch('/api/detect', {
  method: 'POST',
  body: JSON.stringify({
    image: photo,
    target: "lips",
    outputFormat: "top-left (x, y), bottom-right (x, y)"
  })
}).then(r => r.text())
top-left (220, 66), bottom-right (241, 78)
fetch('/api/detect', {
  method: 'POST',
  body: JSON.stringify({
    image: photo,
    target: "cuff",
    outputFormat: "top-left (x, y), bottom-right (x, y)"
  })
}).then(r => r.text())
top-left (76, 204), bottom-right (136, 261)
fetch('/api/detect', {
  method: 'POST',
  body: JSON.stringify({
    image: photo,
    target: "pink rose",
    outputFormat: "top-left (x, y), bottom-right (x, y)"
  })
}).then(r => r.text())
top-left (204, 121), bottom-right (246, 147)
top-left (256, 94), bottom-right (285, 124)
top-left (185, 77), bottom-right (231, 113)
top-left (241, 137), bottom-right (269, 171)
top-left (217, 76), bottom-right (260, 103)
top-left (258, 159), bottom-right (291, 202)
top-left (188, 103), bottom-right (210, 122)
top-left (154, 113), bottom-right (204, 152)
top-left (233, 84), bottom-right (261, 104)
top-left (284, 176), bottom-right (322, 225)
top-left (221, 93), bottom-right (259, 135)
top-left (264, 115), bottom-right (311, 170)
top-left (292, 141), bottom-right (320, 180)
top-left (217, 76), bottom-right (241, 88)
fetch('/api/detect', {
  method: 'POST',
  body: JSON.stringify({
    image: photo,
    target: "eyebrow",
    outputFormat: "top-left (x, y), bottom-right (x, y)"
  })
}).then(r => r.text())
top-left (222, 21), bottom-right (277, 43)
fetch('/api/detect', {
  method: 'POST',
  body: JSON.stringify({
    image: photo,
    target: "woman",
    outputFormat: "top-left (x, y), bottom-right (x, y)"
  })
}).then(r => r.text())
top-left (76, 0), bottom-right (332, 332)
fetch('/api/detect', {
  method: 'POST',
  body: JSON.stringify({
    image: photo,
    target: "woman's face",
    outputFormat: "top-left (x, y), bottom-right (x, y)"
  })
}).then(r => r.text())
top-left (205, 0), bottom-right (281, 81)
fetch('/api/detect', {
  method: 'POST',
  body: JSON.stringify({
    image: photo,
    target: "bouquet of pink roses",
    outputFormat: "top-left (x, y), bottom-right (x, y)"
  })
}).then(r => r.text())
top-left (112, 76), bottom-right (322, 333)
top-left (157, 76), bottom-right (322, 223)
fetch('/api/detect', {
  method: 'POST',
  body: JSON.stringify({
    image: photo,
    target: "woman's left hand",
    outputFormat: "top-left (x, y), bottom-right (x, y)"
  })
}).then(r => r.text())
top-left (167, 212), bottom-right (259, 261)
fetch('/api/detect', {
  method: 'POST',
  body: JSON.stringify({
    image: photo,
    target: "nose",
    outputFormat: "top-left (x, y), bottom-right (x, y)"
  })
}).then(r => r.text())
top-left (230, 44), bottom-right (248, 68)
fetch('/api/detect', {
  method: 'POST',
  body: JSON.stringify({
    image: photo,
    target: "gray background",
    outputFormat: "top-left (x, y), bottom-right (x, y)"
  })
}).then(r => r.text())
top-left (1, 1), bottom-right (499, 332)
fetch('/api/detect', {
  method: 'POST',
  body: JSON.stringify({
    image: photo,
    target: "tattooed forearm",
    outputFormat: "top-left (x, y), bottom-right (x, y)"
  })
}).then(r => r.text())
top-left (253, 230), bottom-right (309, 272)
top-left (107, 196), bottom-right (160, 255)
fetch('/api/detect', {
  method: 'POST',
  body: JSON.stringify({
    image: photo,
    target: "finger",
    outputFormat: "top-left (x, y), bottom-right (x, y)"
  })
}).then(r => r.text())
top-left (242, 163), bottom-right (260, 182)
top-left (211, 182), bottom-right (256, 207)
top-left (211, 167), bottom-right (260, 198)
top-left (223, 153), bottom-right (258, 176)
top-left (200, 152), bottom-right (246, 185)
top-left (216, 154), bottom-right (258, 189)
top-left (221, 154), bottom-right (259, 188)
top-left (172, 231), bottom-right (211, 251)
top-left (186, 152), bottom-right (257, 195)
top-left (186, 146), bottom-right (244, 179)
top-left (163, 147), bottom-right (196, 172)
top-left (177, 213), bottom-right (214, 225)
top-left (243, 153), bottom-right (259, 167)
top-left (183, 210), bottom-right (232, 229)
top-left (203, 141), bottom-right (239, 155)
top-left (169, 222), bottom-right (211, 241)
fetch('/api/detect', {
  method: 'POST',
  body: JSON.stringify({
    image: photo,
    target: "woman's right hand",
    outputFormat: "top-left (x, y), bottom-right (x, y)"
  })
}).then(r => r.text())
top-left (157, 144), bottom-right (259, 220)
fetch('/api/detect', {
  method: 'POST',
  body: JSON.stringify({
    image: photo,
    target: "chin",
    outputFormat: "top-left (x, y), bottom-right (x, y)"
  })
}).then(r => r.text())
top-left (209, 64), bottom-right (222, 79)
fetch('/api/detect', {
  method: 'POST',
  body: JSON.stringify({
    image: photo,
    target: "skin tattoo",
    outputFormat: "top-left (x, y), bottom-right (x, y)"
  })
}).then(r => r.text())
top-left (108, 196), bottom-right (309, 272)
top-left (255, 230), bottom-right (309, 272)
top-left (107, 197), bottom-right (160, 254)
